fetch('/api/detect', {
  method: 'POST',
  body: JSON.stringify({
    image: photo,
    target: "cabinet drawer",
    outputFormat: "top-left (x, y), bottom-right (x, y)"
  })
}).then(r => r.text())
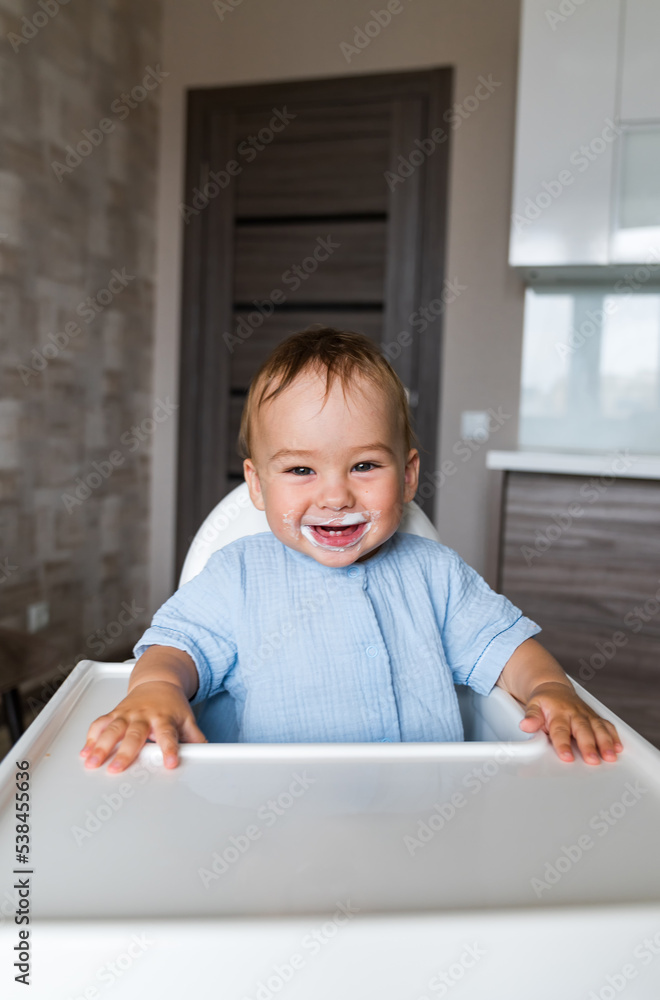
top-left (499, 471), bottom-right (660, 745)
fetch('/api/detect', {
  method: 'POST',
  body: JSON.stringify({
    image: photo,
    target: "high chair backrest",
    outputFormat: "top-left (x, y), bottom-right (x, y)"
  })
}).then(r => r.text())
top-left (179, 481), bottom-right (439, 586)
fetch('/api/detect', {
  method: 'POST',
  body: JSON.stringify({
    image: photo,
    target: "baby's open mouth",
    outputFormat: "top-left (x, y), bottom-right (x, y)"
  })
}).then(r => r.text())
top-left (301, 516), bottom-right (370, 549)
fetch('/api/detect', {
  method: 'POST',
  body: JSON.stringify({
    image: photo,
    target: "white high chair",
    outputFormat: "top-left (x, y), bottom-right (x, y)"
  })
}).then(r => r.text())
top-left (179, 481), bottom-right (443, 742)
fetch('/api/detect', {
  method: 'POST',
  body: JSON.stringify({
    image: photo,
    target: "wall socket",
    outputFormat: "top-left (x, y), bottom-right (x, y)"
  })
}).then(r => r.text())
top-left (27, 601), bottom-right (49, 633)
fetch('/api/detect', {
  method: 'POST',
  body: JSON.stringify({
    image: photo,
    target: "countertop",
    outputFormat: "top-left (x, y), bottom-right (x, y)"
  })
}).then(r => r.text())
top-left (486, 449), bottom-right (660, 480)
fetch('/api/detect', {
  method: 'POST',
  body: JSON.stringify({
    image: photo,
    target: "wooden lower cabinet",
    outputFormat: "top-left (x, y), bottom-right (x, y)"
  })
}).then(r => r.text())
top-left (498, 471), bottom-right (660, 748)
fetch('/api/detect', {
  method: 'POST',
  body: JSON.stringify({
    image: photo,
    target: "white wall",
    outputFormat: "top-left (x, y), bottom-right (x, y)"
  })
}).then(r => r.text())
top-left (151, 0), bottom-right (525, 610)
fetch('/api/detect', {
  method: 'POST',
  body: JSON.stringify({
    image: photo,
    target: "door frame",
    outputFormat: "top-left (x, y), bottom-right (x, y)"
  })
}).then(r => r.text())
top-left (177, 68), bottom-right (453, 574)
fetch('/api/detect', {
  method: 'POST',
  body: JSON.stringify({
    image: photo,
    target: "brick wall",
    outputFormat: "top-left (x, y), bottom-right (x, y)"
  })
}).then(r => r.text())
top-left (0, 0), bottom-right (162, 680)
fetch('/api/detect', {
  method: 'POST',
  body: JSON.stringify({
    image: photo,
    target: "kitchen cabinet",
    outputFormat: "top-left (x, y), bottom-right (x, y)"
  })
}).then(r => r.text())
top-left (487, 452), bottom-right (660, 747)
top-left (510, 0), bottom-right (660, 267)
top-left (612, 124), bottom-right (660, 261)
top-left (620, 0), bottom-right (660, 123)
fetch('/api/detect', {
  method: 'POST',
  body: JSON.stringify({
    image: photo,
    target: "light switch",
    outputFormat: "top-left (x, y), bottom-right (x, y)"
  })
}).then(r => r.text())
top-left (460, 410), bottom-right (491, 442)
top-left (27, 601), bottom-right (50, 633)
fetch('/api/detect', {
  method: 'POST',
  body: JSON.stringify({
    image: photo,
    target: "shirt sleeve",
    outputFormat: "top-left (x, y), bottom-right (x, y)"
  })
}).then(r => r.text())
top-left (438, 549), bottom-right (542, 696)
top-left (133, 550), bottom-right (238, 705)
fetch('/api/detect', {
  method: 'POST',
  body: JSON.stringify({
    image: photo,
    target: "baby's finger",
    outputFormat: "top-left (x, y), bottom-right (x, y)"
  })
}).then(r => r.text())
top-left (106, 720), bottom-right (152, 773)
top-left (570, 715), bottom-right (601, 765)
top-left (180, 714), bottom-right (209, 745)
top-left (83, 716), bottom-right (129, 769)
top-left (519, 703), bottom-right (545, 732)
top-left (603, 719), bottom-right (623, 752)
top-left (546, 718), bottom-right (575, 761)
top-left (150, 721), bottom-right (182, 769)
top-left (591, 719), bottom-right (620, 762)
top-left (80, 714), bottom-right (114, 754)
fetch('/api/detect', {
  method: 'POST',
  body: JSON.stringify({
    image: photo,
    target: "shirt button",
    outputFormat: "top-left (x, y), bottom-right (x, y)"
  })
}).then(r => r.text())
top-left (380, 738), bottom-right (392, 743)
top-left (348, 567), bottom-right (359, 578)
top-left (366, 645), bottom-right (378, 657)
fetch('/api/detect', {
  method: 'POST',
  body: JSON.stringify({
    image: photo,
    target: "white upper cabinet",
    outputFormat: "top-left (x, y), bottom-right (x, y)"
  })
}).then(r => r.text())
top-left (620, 0), bottom-right (660, 123)
top-left (611, 126), bottom-right (660, 262)
top-left (611, 0), bottom-right (660, 262)
top-left (510, 0), bottom-right (659, 267)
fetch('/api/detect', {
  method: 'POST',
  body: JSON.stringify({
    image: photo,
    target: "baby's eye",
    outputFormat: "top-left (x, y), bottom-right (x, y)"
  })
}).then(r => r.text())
top-left (353, 462), bottom-right (380, 472)
top-left (287, 467), bottom-right (313, 476)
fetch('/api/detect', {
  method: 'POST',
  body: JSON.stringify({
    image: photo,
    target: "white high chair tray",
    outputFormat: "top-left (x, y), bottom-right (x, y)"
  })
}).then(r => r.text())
top-left (1, 659), bottom-right (660, 998)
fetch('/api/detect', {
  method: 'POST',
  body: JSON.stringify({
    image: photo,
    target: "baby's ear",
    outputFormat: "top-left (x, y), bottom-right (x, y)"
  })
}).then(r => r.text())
top-left (243, 459), bottom-right (265, 510)
top-left (403, 449), bottom-right (420, 502)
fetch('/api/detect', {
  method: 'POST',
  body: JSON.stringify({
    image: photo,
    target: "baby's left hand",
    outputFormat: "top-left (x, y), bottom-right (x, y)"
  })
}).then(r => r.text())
top-left (519, 681), bottom-right (623, 764)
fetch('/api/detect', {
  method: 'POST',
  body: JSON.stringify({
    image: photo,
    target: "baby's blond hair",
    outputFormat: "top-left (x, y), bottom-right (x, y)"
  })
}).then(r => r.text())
top-left (238, 326), bottom-right (418, 461)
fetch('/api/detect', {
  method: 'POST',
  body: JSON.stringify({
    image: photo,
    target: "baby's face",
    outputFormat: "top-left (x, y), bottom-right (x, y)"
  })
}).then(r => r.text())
top-left (243, 370), bottom-right (419, 567)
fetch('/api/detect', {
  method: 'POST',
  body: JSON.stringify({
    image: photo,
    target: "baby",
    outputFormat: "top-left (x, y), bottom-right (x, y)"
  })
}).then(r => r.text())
top-left (81, 327), bottom-right (623, 772)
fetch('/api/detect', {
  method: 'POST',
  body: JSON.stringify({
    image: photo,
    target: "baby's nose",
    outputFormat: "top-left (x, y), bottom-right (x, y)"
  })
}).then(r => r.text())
top-left (318, 480), bottom-right (355, 510)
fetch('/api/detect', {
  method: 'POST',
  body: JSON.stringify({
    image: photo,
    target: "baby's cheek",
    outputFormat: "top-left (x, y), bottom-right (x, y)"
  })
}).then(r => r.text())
top-left (282, 508), bottom-right (301, 538)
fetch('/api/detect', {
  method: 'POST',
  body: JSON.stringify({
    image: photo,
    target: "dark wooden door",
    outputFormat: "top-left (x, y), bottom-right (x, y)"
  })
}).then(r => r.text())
top-left (177, 69), bottom-right (452, 572)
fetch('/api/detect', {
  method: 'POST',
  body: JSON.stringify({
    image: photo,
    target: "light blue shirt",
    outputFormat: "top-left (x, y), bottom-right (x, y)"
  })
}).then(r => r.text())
top-left (134, 531), bottom-right (541, 743)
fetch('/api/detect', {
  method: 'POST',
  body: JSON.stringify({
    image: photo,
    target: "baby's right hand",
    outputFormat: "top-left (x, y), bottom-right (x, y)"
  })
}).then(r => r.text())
top-left (80, 681), bottom-right (208, 773)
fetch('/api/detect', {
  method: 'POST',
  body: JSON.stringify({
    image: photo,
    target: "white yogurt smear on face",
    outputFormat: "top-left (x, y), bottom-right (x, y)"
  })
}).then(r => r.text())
top-left (299, 509), bottom-right (382, 551)
top-left (300, 521), bottom-right (372, 550)
top-left (283, 508), bottom-right (301, 538)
